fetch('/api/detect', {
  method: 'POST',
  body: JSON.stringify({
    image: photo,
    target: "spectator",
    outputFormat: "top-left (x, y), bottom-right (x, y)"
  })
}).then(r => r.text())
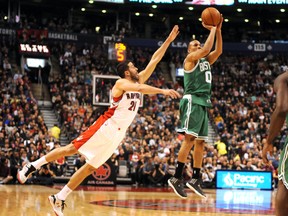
top-left (0, 156), bottom-right (13, 184)
top-left (110, 153), bottom-right (119, 175)
top-left (214, 113), bottom-right (224, 132)
top-left (215, 137), bottom-right (227, 156)
top-left (74, 154), bottom-right (86, 172)
top-left (32, 165), bottom-right (55, 185)
top-left (135, 157), bottom-right (145, 186)
top-left (148, 162), bottom-right (165, 187)
top-left (142, 157), bottom-right (154, 186)
top-left (130, 150), bottom-right (140, 185)
top-left (50, 124), bottom-right (61, 140)
top-left (202, 166), bottom-right (215, 188)
top-left (244, 160), bottom-right (256, 170)
top-left (163, 157), bottom-right (176, 185)
top-left (50, 143), bottom-right (67, 176)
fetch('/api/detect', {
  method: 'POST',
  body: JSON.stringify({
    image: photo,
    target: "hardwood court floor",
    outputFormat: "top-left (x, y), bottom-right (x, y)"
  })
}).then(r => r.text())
top-left (0, 184), bottom-right (275, 216)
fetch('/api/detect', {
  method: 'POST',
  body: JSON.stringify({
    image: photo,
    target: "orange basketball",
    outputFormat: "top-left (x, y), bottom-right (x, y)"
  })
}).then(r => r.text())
top-left (201, 7), bottom-right (221, 26)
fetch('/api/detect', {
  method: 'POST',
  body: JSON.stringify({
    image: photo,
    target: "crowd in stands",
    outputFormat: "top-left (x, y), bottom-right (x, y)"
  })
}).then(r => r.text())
top-left (1, 9), bottom-right (288, 43)
top-left (45, 39), bottom-right (287, 189)
top-left (0, 36), bottom-right (69, 184)
top-left (0, 19), bottom-right (287, 189)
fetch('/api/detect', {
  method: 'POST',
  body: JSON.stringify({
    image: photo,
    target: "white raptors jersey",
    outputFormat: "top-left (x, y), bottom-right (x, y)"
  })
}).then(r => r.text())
top-left (73, 91), bottom-right (142, 168)
top-left (104, 91), bottom-right (142, 130)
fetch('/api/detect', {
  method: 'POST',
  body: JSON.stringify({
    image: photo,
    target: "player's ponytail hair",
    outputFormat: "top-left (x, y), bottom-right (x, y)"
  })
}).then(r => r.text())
top-left (116, 60), bottom-right (130, 78)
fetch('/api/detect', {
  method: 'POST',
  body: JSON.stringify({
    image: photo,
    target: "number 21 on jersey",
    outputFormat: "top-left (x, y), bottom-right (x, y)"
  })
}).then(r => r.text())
top-left (128, 101), bottom-right (137, 111)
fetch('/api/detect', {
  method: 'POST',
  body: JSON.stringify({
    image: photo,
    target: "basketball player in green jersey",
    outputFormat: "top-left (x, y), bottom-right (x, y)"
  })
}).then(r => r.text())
top-left (262, 71), bottom-right (288, 216)
top-left (168, 17), bottom-right (223, 199)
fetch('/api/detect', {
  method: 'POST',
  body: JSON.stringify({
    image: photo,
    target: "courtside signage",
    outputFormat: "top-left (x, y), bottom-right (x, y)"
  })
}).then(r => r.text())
top-left (237, 0), bottom-right (288, 4)
top-left (216, 170), bottom-right (272, 190)
top-left (216, 189), bottom-right (272, 211)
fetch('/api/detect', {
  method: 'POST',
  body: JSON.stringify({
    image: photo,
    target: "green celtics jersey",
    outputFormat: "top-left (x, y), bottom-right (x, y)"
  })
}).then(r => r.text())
top-left (286, 115), bottom-right (288, 143)
top-left (276, 114), bottom-right (288, 187)
top-left (183, 58), bottom-right (212, 107)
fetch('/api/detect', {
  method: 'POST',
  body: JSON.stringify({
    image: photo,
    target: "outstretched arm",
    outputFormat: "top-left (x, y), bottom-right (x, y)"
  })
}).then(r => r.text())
top-left (267, 72), bottom-right (288, 144)
top-left (185, 25), bottom-right (216, 62)
top-left (113, 79), bottom-right (181, 99)
top-left (207, 15), bottom-right (223, 65)
top-left (262, 71), bottom-right (288, 164)
top-left (138, 25), bottom-right (179, 84)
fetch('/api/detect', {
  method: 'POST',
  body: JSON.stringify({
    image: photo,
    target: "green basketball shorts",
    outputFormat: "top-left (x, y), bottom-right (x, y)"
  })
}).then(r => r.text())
top-left (176, 95), bottom-right (208, 141)
top-left (278, 142), bottom-right (288, 189)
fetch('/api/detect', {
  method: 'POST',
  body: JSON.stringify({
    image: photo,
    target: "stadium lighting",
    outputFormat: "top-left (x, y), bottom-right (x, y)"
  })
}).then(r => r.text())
top-left (95, 26), bottom-right (100, 32)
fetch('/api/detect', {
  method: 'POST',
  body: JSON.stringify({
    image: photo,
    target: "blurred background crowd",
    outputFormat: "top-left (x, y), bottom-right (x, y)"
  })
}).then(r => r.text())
top-left (0, 3), bottom-right (287, 190)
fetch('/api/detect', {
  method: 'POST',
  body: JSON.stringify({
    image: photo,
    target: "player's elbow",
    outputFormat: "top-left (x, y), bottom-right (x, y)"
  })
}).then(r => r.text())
top-left (218, 49), bottom-right (223, 56)
top-left (202, 48), bottom-right (211, 56)
top-left (277, 104), bottom-right (288, 116)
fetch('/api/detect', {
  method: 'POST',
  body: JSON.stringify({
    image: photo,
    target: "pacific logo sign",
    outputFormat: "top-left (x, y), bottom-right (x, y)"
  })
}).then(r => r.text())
top-left (224, 172), bottom-right (264, 188)
top-left (216, 170), bottom-right (272, 190)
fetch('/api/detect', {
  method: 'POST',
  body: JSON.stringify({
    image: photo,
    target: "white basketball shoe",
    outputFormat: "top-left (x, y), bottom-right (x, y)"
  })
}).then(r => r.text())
top-left (17, 163), bottom-right (36, 184)
top-left (48, 194), bottom-right (66, 216)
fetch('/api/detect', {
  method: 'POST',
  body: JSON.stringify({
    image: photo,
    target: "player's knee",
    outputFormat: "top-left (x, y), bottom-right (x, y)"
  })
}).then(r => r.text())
top-left (64, 144), bottom-right (78, 155)
top-left (196, 140), bottom-right (205, 146)
top-left (183, 140), bottom-right (194, 149)
top-left (85, 164), bottom-right (96, 175)
top-left (88, 167), bottom-right (96, 174)
top-left (185, 134), bottom-right (196, 143)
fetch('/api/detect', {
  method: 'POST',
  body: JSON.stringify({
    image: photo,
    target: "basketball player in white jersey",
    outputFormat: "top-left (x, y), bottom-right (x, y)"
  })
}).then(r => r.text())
top-left (17, 25), bottom-right (180, 216)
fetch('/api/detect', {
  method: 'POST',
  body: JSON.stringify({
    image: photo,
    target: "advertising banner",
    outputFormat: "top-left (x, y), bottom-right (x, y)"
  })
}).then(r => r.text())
top-left (216, 189), bottom-right (273, 211)
top-left (216, 170), bottom-right (272, 190)
top-left (237, 0), bottom-right (288, 4)
top-left (84, 159), bottom-right (116, 186)
top-left (124, 38), bottom-right (288, 53)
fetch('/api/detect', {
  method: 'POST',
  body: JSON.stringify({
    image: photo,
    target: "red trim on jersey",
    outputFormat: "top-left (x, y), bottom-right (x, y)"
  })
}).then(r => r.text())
top-left (113, 95), bottom-right (123, 102)
top-left (73, 104), bottom-right (119, 149)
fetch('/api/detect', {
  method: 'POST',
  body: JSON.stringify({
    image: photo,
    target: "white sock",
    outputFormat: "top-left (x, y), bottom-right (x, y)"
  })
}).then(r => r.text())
top-left (56, 185), bottom-right (73, 201)
top-left (31, 156), bottom-right (48, 169)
